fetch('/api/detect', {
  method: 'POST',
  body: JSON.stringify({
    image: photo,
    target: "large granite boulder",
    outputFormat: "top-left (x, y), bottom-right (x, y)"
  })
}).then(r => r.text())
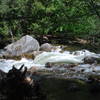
top-left (4, 35), bottom-right (40, 56)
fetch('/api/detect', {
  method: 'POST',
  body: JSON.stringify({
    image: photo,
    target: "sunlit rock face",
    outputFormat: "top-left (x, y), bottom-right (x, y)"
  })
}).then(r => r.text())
top-left (4, 35), bottom-right (40, 56)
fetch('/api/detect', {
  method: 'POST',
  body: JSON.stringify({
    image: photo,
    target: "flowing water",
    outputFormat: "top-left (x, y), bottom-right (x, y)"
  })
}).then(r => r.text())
top-left (0, 48), bottom-right (100, 100)
top-left (0, 49), bottom-right (100, 75)
top-left (0, 46), bottom-right (100, 100)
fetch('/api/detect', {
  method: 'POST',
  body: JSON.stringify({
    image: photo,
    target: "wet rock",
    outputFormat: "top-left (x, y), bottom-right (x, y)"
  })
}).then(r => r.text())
top-left (45, 62), bottom-right (52, 68)
top-left (64, 64), bottom-right (78, 68)
top-left (83, 57), bottom-right (97, 64)
top-left (4, 35), bottom-right (40, 56)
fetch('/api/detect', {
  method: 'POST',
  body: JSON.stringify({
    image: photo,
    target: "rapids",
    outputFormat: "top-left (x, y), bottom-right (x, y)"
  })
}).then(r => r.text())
top-left (0, 49), bottom-right (100, 73)
top-left (33, 50), bottom-right (100, 65)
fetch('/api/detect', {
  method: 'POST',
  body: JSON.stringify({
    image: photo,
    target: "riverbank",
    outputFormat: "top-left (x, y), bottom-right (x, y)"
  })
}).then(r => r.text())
top-left (0, 35), bottom-right (99, 53)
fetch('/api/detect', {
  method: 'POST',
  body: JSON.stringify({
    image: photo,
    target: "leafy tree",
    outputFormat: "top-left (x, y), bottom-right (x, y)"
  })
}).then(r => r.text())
top-left (0, 0), bottom-right (99, 44)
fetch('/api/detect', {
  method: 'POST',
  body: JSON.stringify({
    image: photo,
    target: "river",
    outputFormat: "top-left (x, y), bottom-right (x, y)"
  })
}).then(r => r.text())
top-left (0, 49), bottom-right (100, 76)
top-left (0, 48), bottom-right (100, 100)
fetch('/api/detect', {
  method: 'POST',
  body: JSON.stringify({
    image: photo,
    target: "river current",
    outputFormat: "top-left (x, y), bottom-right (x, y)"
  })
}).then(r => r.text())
top-left (0, 49), bottom-right (100, 73)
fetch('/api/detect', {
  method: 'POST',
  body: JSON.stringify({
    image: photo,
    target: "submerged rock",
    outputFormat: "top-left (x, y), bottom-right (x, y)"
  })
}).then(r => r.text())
top-left (4, 35), bottom-right (40, 56)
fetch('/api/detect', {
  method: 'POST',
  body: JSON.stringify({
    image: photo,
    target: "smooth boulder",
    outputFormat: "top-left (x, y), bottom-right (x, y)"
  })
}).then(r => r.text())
top-left (40, 43), bottom-right (52, 52)
top-left (4, 35), bottom-right (40, 56)
top-left (40, 43), bottom-right (61, 52)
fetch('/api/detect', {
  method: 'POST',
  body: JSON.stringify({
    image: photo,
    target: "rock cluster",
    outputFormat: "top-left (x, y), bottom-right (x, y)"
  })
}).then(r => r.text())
top-left (0, 35), bottom-right (61, 60)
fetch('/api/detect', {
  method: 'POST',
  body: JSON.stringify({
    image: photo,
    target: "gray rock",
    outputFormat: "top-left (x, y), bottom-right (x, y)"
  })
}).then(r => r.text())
top-left (40, 43), bottom-right (53, 52)
top-left (40, 43), bottom-right (62, 52)
top-left (83, 57), bottom-right (96, 64)
top-left (4, 35), bottom-right (40, 56)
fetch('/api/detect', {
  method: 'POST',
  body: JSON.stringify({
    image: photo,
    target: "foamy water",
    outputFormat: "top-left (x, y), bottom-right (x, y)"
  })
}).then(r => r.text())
top-left (0, 58), bottom-right (44, 72)
top-left (0, 50), bottom-right (100, 73)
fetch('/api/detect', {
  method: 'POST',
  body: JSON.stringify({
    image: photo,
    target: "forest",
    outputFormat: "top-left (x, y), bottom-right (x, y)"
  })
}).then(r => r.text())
top-left (0, 0), bottom-right (100, 49)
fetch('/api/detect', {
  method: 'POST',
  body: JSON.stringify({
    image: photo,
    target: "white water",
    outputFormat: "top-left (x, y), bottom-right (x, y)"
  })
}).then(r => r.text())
top-left (0, 58), bottom-right (44, 72)
top-left (33, 50), bottom-right (100, 64)
top-left (0, 50), bottom-right (100, 73)
top-left (33, 52), bottom-right (84, 64)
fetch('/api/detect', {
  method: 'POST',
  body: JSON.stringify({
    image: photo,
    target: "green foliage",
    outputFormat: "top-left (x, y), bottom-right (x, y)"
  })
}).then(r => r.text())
top-left (0, 22), bottom-right (9, 36)
top-left (0, 0), bottom-right (100, 38)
